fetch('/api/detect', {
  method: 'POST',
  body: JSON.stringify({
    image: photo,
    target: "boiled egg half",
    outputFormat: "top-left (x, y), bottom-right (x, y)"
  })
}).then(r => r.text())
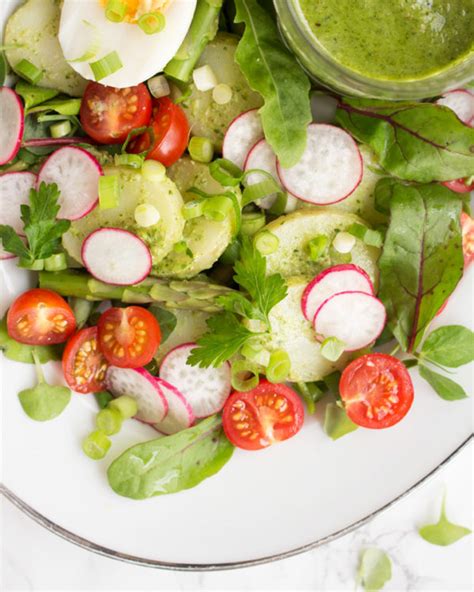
top-left (59, 0), bottom-right (197, 88)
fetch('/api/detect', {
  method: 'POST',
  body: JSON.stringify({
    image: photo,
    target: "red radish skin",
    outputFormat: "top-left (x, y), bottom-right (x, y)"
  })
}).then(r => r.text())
top-left (436, 89), bottom-right (474, 127)
top-left (301, 264), bottom-right (374, 322)
top-left (153, 378), bottom-right (195, 435)
top-left (37, 146), bottom-right (103, 220)
top-left (223, 109), bottom-right (264, 170)
top-left (313, 290), bottom-right (386, 352)
top-left (81, 228), bottom-right (152, 286)
top-left (277, 124), bottom-right (363, 205)
top-left (0, 172), bottom-right (36, 260)
top-left (106, 366), bottom-right (168, 424)
top-left (0, 88), bottom-right (24, 165)
top-left (159, 342), bottom-right (232, 419)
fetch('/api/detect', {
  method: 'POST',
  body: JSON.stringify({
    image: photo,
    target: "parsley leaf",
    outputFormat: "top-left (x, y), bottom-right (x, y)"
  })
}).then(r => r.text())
top-left (0, 225), bottom-right (29, 259)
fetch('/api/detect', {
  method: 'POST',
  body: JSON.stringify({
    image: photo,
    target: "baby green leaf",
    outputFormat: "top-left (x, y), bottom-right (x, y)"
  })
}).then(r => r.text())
top-left (94, 391), bottom-right (114, 410)
top-left (294, 381), bottom-right (326, 414)
top-left (19, 383), bottom-right (71, 421)
top-left (419, 495), bottom-right (471, 546)
top-left (421, 325), bottom-right (474, 368)
top-left (107, 415), bottom-right (234, 499)
top-left (418, 365), bottom-right (467, 401)
top-left (357, 548), bottom-right (392, 591)
top-left (0, 317), bottom-right (62, 364)
top-left (324, 402), bottom-right (358, 440)
top-left (148, 305), bottom-right (177, 343)
top-left (320, 337), bottom-right (345, 362)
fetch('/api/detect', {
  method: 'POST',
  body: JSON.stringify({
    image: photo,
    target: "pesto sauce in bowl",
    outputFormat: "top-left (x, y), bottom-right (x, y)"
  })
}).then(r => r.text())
top-left (297, 0), bottom-right (474, 81)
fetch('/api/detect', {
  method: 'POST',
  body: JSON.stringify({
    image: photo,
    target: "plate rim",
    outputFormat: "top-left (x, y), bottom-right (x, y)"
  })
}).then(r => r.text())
top-left (1, 434), bottom-right (472, 571)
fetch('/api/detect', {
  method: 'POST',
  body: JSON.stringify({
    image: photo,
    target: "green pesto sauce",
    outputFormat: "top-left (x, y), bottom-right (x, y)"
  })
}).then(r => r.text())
top-left (297, 0), bottom-right (474, 81)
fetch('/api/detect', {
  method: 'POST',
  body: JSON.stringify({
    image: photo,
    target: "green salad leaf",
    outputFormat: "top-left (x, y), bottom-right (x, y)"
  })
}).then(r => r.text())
top-left (294, 381), bottom-right (326, 414)
top-left (234, 0), bottom-right (311, 167)
top-left (107, 415), bottom-right (234, 499)
top-left (420, 325), bottom-right (474, 368)
top-left (148, 305), bottom-right (177, 343)
top-left (418, 366), bottom-right (467, 401)
top-left (0, 317), bottom-right (62, 363)
top-left (324, 402), bottom-right (358, 440)
top-left (357, 548), bottom-right (392, 592)
top-left (419, 495), bottom-right (471, 546)
top-left (15, 80), bottom-right (59, 111)
top-left (336, 97), bottom-right (474, 183)
top-left (378, 181), bottom-right (463, 352)
top-left (95, 391), bottom-right (114, 410)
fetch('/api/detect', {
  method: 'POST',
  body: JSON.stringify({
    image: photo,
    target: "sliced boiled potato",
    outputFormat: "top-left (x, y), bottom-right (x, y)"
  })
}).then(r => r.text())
top-left (155, 309), bottom-right (210, 363)
top-left (171, 33), bottom-right (263, 150)
top-left (268, 277), bottom-right (349, 382)
top-left (264, 208), bottom-right (380, 285)
top-left (62, 166), bottom-right (184, 266)
top-left (5, 0), bottom-right (87, 96)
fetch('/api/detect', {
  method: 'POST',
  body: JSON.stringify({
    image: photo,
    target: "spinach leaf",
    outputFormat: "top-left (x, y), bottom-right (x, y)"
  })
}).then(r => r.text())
top-left (356, 548), bottom-right (392, 592)
top-left (420, 325), bottom-right (474, 368)
top-left (148, 305), bottom-right (177, 343)
top-left (18, 352), bottom-right (70, 421)
top-left (418, 365), bottom-right (467, 401)
top-left (0, 317), bottom-right (62, 363)
top-left (324, 402), bottom-right (358, 440)
top-left (107, 415), bottom-right (234, 499)
top-left (233, 0), bottom-right (311, 167)
top-left (378, 182), bottom-right (463, 352)
top-left (419, 495), bottom-right (471, 546)
top-left (336, 98), bottom-right (474, 182)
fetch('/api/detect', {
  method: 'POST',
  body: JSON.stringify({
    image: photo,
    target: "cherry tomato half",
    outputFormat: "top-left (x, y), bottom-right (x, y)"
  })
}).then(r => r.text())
top-left (222, 381), bottom-right (304, 450)
top-left (7, 288), bottom-right (76, 345)
top-left (62, 327), bottom-right (108, 393)
top-left (441, 178), bottom-right (474, 194)
top-left (129, 97), bottom-right (189, 166)
top-left (80, 82), bottom-right (152, 144)
top-left (339, 353), bottom-right (414, 429)
top-left (461, 212), bottom-right (474, 267)
top-left (97, 306), bottom-right (161, 368)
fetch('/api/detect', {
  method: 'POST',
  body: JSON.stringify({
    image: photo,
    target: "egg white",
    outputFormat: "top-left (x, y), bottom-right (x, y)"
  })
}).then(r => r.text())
top-left (59, 0), bottom-right (197, 88)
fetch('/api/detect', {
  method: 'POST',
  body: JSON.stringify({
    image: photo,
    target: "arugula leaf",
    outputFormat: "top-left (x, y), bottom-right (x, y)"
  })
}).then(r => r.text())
top-left (107, 415), bottom-right (234, 499)
top-left (234, 0), bottom-right (311, 167)
top-left (148, 305), bottom-right (177, 343)
top-left (336, 98), bottom-right (474, 182)
top-left (421, 325), bottom-right (474, 368)
top-left (324, 402), bottom-right (358, 440)
top-left (378, 181), bottom-right (463, 352)
top-left (188, 312), bottom-right (253, 368)
top-left (418, 365), bottom-right (467, 401)
top-left (0, 317), bottom-right (62, 363)
top-left (419, 495), bottom-right (471, 546)
top-left (357, 548), bottom-right (392, 592)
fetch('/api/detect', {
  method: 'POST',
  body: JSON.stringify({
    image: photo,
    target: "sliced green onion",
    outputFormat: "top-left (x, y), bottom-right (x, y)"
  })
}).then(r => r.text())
top-left (44, 253), bottom-right (67, 271)
top-left (147, 75), bottom-right (170, 99)
top-left (134, 203), bottom-right (161, 227)
top-left (69, 20), bottom-right (101, 62)
top-left (268, 191), bottom-right (288, 215)
top-left (192, 64), bottom-right (217, 91)
top-left (19, 258), bottom-right (44, 270)
top-left (90, 51), bottom-right (123, 81)
top-left (212, 83), bottom-right (233, 105)
top-left (203, 195), bottom-right (233, 222)
top-left (219, 239), bottom-right (241, 264)
top-left (347, 222), bottom-right (383, 248)
top-left (182, 200), bottom-right (204, 220)
top-left (141, 159), bottom-right (166, 181)
top-left (242, 178), bottom-right (279, 206)
top-left (105, 0), bottom-right (127, 22)
top-left (307, 235), bottom-right (328, 261)
top-left (188, 136), bottom-right (214, 163)
top-left (333, 231), bottom-right (356, 254)
top-left (241, 211), bottom-right (266, 236)
top-left (138, 11), bottom-right (166, 35)
top-left (320, 337), bottom-right (345, 362)
top-left (108, 395), bottom-right (138, 420)
top-left (231, 360), bottom-right (260, 392)
top-left (82, 430), bottom-right (111, 460)
top-left (69, 297), bottom-right (94, 329)
top-left (50, 120), bottom-right (72, 138)
top-left (99, 175), bottom-right (119, 210)
top-left (16, 59), bottom-right (42, 84)
top-left (114, 153), bottom-right (144, 169)
top-left (254, 230), bottom-right (279, 255)
top-left (96, 407), bottom-right (123, 435)
top-left (266, 349), bottom-right (291, 384)
top-left (209, 158), bottom-right (243, 187)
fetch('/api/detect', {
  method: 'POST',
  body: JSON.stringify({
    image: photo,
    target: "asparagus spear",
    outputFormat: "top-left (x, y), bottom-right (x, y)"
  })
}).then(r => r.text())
top-left (39, 270), bottom-right (233, 313)
top-left (164, 0), bottom-right (223, 83)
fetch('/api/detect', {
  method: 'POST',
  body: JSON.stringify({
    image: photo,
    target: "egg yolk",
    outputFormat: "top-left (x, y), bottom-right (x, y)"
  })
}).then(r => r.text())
top-left (100, 0), bottom-right (171, 23)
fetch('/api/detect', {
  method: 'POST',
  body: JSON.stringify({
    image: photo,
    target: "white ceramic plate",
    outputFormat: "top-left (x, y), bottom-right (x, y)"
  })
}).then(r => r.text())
top-left (1, 0), bottom-right (473, 571)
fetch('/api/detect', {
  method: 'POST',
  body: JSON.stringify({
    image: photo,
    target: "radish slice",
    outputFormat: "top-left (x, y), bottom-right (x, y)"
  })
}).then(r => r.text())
top-left (0, 88), bottom-right (24, 166)
top-left (106, 366), bottom-right (168, 424)
top-left (82, 228), bottom-right (152, 286)
top-left (37, 146), bottom-right (102, 220)
top-left (159, 343), bottom-right (231, 419)
top-left (313, 291), bottom-right (386, 351)
top-left (437, 89), bottom-right (474, 127)
top-left (223, 109), bottom-right (263, 169)
top-left (153, 378), bottom-right (195, 435)
top-left (301, 264), bottom-right (374, 322)
top-left (0, 172), bottom-right (36, 259)
top-left (277, 124), bottom-right (363, 205)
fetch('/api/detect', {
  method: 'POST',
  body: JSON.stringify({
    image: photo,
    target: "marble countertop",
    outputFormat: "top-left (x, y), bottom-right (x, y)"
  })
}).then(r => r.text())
top-left (1, 441), bottom-right (472, 591)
